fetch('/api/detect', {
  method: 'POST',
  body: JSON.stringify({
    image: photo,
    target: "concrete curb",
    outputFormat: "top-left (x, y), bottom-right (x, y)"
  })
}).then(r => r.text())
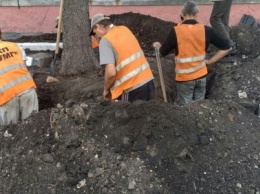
top-left (18, 42), bottom-right (63, 51)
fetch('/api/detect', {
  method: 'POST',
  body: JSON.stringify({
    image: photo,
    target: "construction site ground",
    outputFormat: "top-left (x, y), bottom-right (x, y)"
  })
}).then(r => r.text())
top-left (1, 12), bottom-right (260, 194)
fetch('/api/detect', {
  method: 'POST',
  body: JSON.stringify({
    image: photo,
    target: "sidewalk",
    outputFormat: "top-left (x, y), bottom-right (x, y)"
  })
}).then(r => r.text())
top-left (1, 4), bottom-right (259, 33)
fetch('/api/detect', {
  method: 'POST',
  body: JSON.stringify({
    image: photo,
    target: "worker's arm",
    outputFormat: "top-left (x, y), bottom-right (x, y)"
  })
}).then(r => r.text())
top-left (153, 28), bottom-right (176, 57)
top-left (205, 25), bottom-right (232, 65)
top-left (103, 63), bottom-right (116, 101)
top-left (204, 48), bottom-right (231, 65)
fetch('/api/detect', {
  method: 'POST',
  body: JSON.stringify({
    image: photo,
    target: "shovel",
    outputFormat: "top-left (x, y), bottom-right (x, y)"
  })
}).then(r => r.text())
top-left (46, 0), bottom-right (64, 83)
top-left (155, 48), bottom-right (167, 102)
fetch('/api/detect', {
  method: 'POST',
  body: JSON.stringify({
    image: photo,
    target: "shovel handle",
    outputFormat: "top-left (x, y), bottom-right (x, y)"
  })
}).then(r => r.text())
top-left (155, 48), bottom-right (167, 103)
top-left (55, 0), bottom-right (64, 55)
top-left (49, 0), bottom-right (64, 78)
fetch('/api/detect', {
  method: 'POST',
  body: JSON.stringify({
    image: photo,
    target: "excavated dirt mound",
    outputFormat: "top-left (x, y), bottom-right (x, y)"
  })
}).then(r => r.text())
top-left (1, 12), bottom-right (260, 194)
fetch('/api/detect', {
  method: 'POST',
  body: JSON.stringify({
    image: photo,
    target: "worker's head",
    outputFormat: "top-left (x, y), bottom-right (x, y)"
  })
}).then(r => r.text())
top-left (181, 1), bottom-right (199, 19)
top-left (89, 13), bottom-right (112, 38)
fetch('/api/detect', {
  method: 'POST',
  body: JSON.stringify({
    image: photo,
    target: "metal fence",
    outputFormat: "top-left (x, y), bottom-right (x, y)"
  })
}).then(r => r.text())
top-left (0, 0), bottom-right (259, 6)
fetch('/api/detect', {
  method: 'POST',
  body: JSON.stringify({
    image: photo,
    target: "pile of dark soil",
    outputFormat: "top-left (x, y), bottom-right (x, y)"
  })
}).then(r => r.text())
top-left (1, 12), bottom-right (260, 194)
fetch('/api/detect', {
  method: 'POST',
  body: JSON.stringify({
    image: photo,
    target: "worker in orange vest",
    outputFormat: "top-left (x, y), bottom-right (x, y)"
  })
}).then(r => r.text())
top-left (0, 29), bottom-right (38, 125)
top-left (91, 34), bottom-right (100, 59)
top-left (153, 1), bottom-right (231, 105)
top-left (89, 13), bottom-right (155, 102)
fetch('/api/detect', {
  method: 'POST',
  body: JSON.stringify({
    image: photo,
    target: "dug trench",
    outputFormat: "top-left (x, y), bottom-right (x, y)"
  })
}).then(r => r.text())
top-left (1, 12), bottom-right (260, 193)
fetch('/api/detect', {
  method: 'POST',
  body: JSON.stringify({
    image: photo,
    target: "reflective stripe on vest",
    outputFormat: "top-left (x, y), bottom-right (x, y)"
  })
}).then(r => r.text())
top-left (175, 55), bottom-right (205, 63)
top-left (174, 23), bottom-right (207, 81)
top-left (103, 25), bottom-right (154, 100)
top-left (0, 73), bottom-right (32, 94)
top-left (0, 63), bottom-right (25, 75)
top-left (176, 60), bottom-right (206, 74)
top-left (0, 41), bottom-right (36, 105)
top-left (111, 62), bottom-right (150, 90)
top-left (116, 50), bottom-right (144, 71)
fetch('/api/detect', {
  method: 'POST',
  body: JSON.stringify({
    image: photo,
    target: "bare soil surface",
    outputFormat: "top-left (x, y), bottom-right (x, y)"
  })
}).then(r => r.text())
top-left (1, 12), bottom-right (260, 194)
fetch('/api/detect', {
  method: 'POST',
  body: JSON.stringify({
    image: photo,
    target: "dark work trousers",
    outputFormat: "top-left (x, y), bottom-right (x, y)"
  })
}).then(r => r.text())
top-left (210, 0), bottom-right (234, 46)
top-left (119, 80), bottom-right (155, 103)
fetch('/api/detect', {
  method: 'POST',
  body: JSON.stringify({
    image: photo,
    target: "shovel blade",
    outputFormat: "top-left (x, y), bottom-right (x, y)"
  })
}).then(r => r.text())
top-left (46, 76), bottom-right (59, 83)
top-left (50, 55), bottom-right (58, 77)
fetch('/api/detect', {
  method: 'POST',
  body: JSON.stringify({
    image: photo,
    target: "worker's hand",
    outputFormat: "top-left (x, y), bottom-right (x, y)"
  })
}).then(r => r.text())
top-left (153, 42), bottom-right (161, 50)
top-left (204, 59), bottom-right (210, 65)
top-left (103, 89), bottom-right (111, 101)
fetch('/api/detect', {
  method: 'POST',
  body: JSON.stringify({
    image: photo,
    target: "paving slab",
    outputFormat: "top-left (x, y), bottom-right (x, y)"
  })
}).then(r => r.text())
top-left (28, 52), bottom-right (53, 68)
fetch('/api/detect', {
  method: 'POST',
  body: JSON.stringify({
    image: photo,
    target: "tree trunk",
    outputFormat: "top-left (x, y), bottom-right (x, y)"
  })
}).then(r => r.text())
top-left (60, 0), bottom-right (99, 76)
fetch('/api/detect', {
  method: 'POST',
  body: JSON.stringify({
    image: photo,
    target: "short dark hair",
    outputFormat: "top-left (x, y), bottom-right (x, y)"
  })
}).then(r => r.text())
top-left (182, 1), bottom-right (199, 16)
top-left (97, 19), bottom-right (112, 28)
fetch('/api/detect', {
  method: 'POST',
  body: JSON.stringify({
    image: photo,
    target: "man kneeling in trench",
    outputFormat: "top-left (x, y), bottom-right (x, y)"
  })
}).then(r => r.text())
top-left (0, 29), bottom-right (38, 125)
top-left (89, 13), bottom-right (155, 102)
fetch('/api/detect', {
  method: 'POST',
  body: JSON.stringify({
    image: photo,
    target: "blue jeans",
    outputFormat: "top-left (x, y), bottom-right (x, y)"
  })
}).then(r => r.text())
top-left (176, 77), bottom-right (206, 105)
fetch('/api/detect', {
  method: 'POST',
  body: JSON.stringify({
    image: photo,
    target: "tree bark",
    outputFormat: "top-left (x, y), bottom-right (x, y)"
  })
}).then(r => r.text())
top-left (60, 0), bottom-right (99, 76)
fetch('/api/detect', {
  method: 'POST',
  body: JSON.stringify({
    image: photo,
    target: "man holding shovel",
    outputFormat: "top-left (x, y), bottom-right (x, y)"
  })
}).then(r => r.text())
top-left (153, 1), bottom-right (231, 105)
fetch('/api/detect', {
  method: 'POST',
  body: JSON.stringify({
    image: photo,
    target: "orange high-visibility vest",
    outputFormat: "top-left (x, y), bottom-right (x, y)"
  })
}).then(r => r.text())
top-left (103, 26), bottom-right (154, 100)
top-left (174, 23), bottom-right (207, 81)
top-left (0, 41), bottom-right (36, 106)
top-left (91, 36), bottom-right (99, 49)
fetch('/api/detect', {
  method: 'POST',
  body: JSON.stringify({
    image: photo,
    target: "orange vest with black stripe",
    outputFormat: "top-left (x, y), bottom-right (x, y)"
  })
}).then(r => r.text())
top-left (0, 41), bottom-right (36, 106)
top-left (91, 36), bottom-right (99, 49)
top-left (174, 23), bottom-right (207, 81)
top-left (103, 26), bottom-right (154, 100)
